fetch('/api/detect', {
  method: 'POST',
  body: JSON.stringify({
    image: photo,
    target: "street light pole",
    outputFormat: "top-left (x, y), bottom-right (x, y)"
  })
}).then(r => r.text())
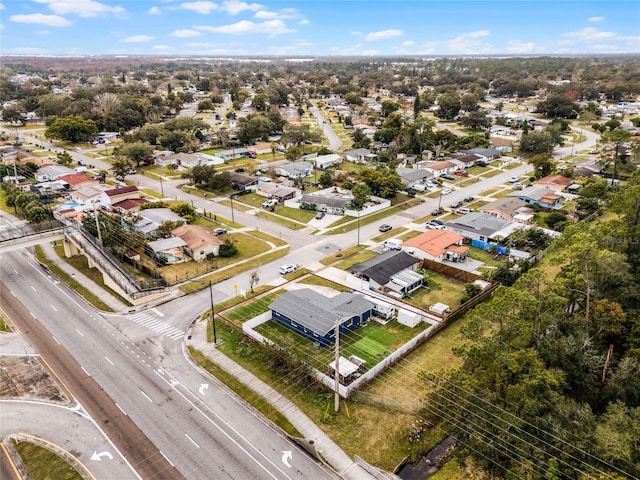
top-left (209, 280), bottom-right (217, 344)
top-left (333, 315), bottom-right (349, 412)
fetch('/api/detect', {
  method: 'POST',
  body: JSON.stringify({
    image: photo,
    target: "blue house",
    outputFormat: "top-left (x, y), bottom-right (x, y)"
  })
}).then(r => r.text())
top-left (510, 187), bottom-right (563, 209)
top-left (270, 289), bottom-right (374, 347)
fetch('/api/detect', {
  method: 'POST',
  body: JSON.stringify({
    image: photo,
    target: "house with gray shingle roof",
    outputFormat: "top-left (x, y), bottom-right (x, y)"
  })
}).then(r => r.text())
top-left (349, 250), bottom-right (422, 292)
top-left (270, 289), bottom-right (374, 347)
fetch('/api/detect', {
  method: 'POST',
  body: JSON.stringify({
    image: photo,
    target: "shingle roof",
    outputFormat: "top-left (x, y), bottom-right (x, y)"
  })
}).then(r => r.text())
top-left (171, 224), bottom-right (222, 250)
top-left (349, 250), bottom-right (420, 285)
top-left (104, 185), bottom-right (139, 197)
top-left (403, 230), bottom-right (465, 257)
top-left (270, 289), bottom-right (374, 337)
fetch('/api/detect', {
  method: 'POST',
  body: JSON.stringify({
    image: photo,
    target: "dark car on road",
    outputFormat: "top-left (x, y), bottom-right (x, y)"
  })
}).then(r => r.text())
top-left (440, 173), bottom-right (456, 180)
top-left (431, 207), bottom-right (444, 216)
top-left (464, 196), bottom-right (474, 202)
top-left (379, 224), bottom-right (392, 232)
top-left (214, 228), bottom-right (227, 236)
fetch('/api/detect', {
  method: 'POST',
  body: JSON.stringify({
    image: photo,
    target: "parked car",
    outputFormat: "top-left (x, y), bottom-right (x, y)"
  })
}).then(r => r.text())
top-left (279, 264), bottom-right (299, 275)
top-left (451, 200), bottom-right (463, 208)
top-left (475, 161), bottom-right (488, 167)
top-left (454, 169), bottom-right (469, 176)
top-left (464, 196), bottom-right (475, 202)
top-left (511, 182), bottom-right (524, 190)
top-left (262, 198), bottom-right (278, 208)
top-left (456, 208), bottom-right (473, 215)
top-left (315, 211), bottom-right (326, 219)
top-left (214, 228), bottom-right (227, 236)
top-left (509, 175), bottom-right (520, 183)
top-left (426, 220), bottom-right (445, 230)
top-left (410, 184), bottom-right (427, 192)
top-left (440, 173), bottom-right (455, 181)
top-left (379, 224), bottom-right (392, 232)
top-left (441, 187), bottom-right (452, 195)
top-left (431, 207), bottom-right (444, 216)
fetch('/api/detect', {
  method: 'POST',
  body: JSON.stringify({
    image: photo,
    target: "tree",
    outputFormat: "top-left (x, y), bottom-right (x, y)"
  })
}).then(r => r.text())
top-left (435, 92), bottom-right (461, 120)
top-left (536, 92), bottom-right (579, 118)
top-left (318, 171), bottom-right (334, 187)
top-left (518, 131), bottom-right (557, 156)
top-left (286, 146), bottom-right (303, 162)
top-left (56, 151), bottom-right (74, 167)
top-left (24, 201), bottom-right (48, 224)
top-left (460, 110), bottom-right (491, 130)
top-left (597, 129), bottom-right (632, 180)
top-left (350, 183), bottom-right (371, 209)
top-left (118, 142), bottom-right (154, 166)
top-left (46, 115), bottom-right (98, 143)
top-left (111, 154), bottom-right (135, 180)
top-left (218, 238), bottom-right (238, 257)
top-left (381, 99), bottom-right (400, 118)
top-left (358, 166), bottom-right (403, 199)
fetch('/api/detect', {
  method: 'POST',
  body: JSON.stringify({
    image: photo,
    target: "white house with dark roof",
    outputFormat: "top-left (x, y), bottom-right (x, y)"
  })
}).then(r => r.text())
top-left (480, 197), bottom-right (535, 224)
top-left (35, 164), bottom-right (74, 182)
top-left (459, 148), bottom-right (501, 163)
top-left (131, 208), bottom-right (185, 238)
top-left (348, 250), bottom-right (423, 293)
top-left (342, 148), bottom-right (376, 164)
top-left (269, 289), bottom-right (374, 347)
top-left (274, 161), bottom-right (313, 179)
top-left (396, 167), bottom-right (435, 189)
top-left (444, 212), bottom-right (521, 243)
top-left (101, 185), bottom-right (141, 209)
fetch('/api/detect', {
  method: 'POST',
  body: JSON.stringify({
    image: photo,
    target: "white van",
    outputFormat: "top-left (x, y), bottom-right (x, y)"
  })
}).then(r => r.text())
top-left (383, 239), bottom-right (402, 250)
top-left (74, 166), bottom-right (87, 173)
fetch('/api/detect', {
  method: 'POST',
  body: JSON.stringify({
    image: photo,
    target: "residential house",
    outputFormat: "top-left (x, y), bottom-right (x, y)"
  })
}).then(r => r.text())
top-left (257, 183), bottom-right (299, 203)
top-left (69, 185), bottom-right (104, 209)
top-left (101, 185), bottom-right (141, 209)
top-left (490, 137), bottom-right (514, 153)
top-left (229, 172), bottom-right (259, 192)
top-left (57, 173), bottom-right (97, 191)
top-left (269, 289), bottom-right (374, 347)
top-left (313, 154), bottom-right (342, 169)
top-left (171, 224), bottom-right (223, 261)
top-left (30, 180), bottom-right (70, 197)
top-left (447, 154), bottom-right (480, 170)
top-left (35, 165), bottom-right (74, 182)
top-left (131, 208), bottom-right (185, 238)
top-left (534, 175), bottom-right (573, 191)
top-left (343, 148), bottom-right (376, 164)
top-left (510, 187), bottom-right (563, 209)
top-left (274, 161), bottom-right (313, 179)
top-left (459, 148), bottom-right (501, 163)
top-left (111, 198), bottom-right (147, 214)
top-left (348, 250), bottom-right (422, 292)
top-left (396, 167), bottom-right (435, 189)
top-left (444, 212), bottom-right (521, 245)
top-left (423, 160), bottom-right (457, 177)
top-left (178, 152), bottom-right (224, 168)
top-left (403, 230), bottom-right (469, 262)
top-left (298, 193), bottom-right (351, 215)
top-left (217, 147), bottom-right (251, 161)
top-left (145, 237), bottom-right (188, 265)
top-left (480, 197), bottom-right (535, 224)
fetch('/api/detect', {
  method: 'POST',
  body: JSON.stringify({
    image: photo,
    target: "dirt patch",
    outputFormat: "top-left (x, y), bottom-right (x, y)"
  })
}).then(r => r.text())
top-left (0, 355), bottom-right (72, 404)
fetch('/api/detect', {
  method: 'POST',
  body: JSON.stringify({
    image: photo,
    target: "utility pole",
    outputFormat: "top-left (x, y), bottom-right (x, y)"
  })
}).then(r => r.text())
top-left (209, 280), bottom-right (217, 344)
top-left (333, 316), bottom-right (349, 412)
top-left (93, 207), bottom-right (103, 246)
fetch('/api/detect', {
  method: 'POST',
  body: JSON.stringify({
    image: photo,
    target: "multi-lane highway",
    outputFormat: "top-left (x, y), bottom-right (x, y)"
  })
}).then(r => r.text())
top-left (0, 248), bottom-right (336, 479)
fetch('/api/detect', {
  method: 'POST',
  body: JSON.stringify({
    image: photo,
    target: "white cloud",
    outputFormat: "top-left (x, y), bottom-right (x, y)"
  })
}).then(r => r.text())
top-left (148, 6), bottom-right (161, 15)
top-left (362, 49), bottom-right (382, 56)
top-left (0, 3), bottom-right (4, 10)
top-left (33, 0), bottom-right (125, 18)
top-left (10, 13), bottom-right (71, 27)
top-left (172, 29), bottom-right (201, 37)
top-left (181, 1), bottom-right (218, 14)
top-left (363, 29), bottom-right (403, 41)
top-left (448, 30), bottom-right (492, 54)
top-left (6, 47), bottom-right (49, 54)
top-left (253, 10), bottom-right (278, 19)
top-left (153, 44), bottom-right (174, 51)
top-left (197, 19), bottom-right (294, 35)
top-left (562, 27), bottom-right (617, 42)
top-left (36, 29), bottom-right (51, 35)
top-left (122, 34), bottom-right (154, 43)
top-left (588, 16), bottom-right (605, 22)
top-left (505, 40), bottom-right (540, 54)
top-left (298, 19), bottom-right (309, 25)
top-left (401, 40), bottom-right (414, 47)
top-left (221, 0), bottom-right (263, 15)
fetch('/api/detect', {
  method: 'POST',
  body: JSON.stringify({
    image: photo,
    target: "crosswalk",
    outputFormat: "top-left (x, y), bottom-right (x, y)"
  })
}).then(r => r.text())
top-left (126, 312), bottom-right (183, 340)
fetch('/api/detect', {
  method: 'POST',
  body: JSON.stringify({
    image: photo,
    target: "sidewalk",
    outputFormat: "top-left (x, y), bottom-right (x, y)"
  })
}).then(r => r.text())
top-left (187, 320), bottom-right (399, 480)
top-left (38, 242), bottom-right (131, 313)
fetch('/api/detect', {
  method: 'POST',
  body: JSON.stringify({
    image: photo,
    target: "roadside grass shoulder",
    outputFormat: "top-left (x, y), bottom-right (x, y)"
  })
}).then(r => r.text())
top-left (13, 440), bottom-right (83, 480)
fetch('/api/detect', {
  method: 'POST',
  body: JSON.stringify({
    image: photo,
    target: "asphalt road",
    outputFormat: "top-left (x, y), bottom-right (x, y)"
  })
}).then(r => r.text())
top-left (0, 250), bottom-right (334, 480)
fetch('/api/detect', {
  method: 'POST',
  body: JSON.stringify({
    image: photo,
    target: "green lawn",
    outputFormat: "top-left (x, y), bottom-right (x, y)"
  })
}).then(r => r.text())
top-left (13, 440), bottom-right (83, 480)
top-left (468, 246), bottom-right (504, 267)
top-left (477, 169), bottom-right (502, 178)
top-left (405, 274), bottom-right (467, 311)
top-left (255, 211), bottom-right (307, 230)
top-left (223, 291), bottom-right (284, 325)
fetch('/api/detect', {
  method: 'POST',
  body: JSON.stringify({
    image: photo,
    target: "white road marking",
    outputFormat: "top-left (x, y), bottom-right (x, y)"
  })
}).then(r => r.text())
top-left (104, 356), bottom-right (115, 366)
top-left (140, 390), bottom-right (153, 403)
top-left (184, 433), bottom-right (200, 449)
top-left (75, 328), bottom-right (85, 337)
top-left (13, 269), bottom-right (19, 275)
top-left (152, 308), bottom-right (164, 317)
top-left (52, 336), bottom-right (61, 345)
top-left (115, 403), bottom-right (127, 415)
top-left (159, 451), bottom-right (174, 467)
top-left (10, 290), bottom-right (16, 297)
top-left (50, 305), bottom-right (57, 311)
top-left (30, 285), bottom-right (37, 291)
top-left (81, 366), bottom-right (91, 376)
top-left (29, 311), bottom-right (36, 319)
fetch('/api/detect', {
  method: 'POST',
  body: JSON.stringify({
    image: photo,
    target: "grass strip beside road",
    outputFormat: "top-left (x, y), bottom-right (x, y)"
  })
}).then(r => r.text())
top-left (13, 439), bottom-right (83, 480)
top-left (189, 347), bottom-right (302, 438)
top-left (33, 245), bottom-right (116, 312)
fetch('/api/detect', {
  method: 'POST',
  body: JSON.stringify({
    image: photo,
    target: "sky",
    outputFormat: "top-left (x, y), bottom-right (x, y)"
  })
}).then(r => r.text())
top-left (1, 0), bottom-right (639, 57)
